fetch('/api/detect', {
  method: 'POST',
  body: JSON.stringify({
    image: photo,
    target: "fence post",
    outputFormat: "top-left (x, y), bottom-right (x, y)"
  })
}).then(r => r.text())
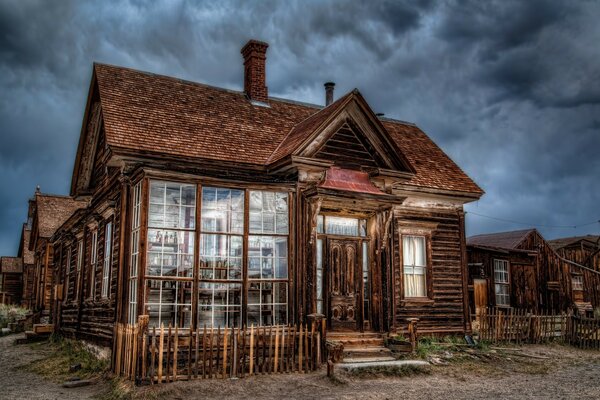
top-left (137, 315), bottom-right (149, 383)
top-left (407, 318), bottom-right (419, 353)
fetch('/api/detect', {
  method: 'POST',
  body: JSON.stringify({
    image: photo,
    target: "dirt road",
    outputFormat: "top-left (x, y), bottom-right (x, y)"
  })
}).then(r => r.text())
top-left (0, 333), bottom-right (108, 400)
top-left (137, 344), bottom-right (600, 400)
top-left (1, 333), bottom-right (599, 400)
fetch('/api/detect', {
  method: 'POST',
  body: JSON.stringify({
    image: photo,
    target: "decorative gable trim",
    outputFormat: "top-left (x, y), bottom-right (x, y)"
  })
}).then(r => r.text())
top-left (74, 102), bottom-right (103, 195)
top-left (273, 90), bottom-right (416, 178)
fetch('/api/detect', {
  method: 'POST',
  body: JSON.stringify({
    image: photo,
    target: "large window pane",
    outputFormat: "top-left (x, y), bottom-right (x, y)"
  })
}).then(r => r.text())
top-left (199, 234), bottom-right (243, 280)
top-left (248, 236), bottom-right (288, 279)
top-left (147, 229), bottom-right (195, 277)
top-left (149, 181), bottom-right (196, 230)
top-left (247, 282), bottom-right (288, 326)
top-left (249, 191), bottom-right (288, 234)
top-left (146, 279), bottom-right (193, 328)
top-left (198, 282), bottom-right (242, 328)
top-left (201, 187), bottom-right (244, 234)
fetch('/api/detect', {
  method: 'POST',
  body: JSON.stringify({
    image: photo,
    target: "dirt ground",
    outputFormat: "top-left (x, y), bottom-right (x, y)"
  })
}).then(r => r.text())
top-left (136, 344), bottom-right (600, 400)
top-left (1, 333), bottom-right (599, 400)
top-left (0, 333), bottom-right (109, 400)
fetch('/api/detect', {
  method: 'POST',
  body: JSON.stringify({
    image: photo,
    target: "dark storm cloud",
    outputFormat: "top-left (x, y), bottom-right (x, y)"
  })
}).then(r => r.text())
top-left (0, 0), bottom-right (599, 255)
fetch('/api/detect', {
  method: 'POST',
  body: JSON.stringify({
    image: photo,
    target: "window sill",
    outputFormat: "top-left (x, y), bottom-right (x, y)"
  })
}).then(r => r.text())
top-left (402, 297), bottom-right (434, 306)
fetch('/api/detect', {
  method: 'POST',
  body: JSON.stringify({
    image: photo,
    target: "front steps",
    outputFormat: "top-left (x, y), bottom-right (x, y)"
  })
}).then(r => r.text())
top-left (328, 331), bottom-right (395, 363)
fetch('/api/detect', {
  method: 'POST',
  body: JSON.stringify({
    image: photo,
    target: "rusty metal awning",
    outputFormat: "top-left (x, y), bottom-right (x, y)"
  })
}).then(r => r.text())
top-left (318, 167), bottom-right (385, 195)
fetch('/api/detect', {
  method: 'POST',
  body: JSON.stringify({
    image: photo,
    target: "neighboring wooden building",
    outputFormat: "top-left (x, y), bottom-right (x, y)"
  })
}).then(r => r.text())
top-left (18, 223), bottom-right (35, 308)
top-left (28, 190), bottom-right (87, 320)
top-left (49, 39), bottom-right (483, 347)
top-left (549, 235), bottom-right (600, 312)
top-left (467, 229), bottom-right (600, 315)
top-left (0, 256), bottom-right (23, 304)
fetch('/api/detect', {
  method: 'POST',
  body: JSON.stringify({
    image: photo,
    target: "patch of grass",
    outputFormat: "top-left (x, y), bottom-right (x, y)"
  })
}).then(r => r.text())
top-left (0, 304), bottom-right (29, 329)
top-left (348, 363), bottom-right (431, 378)
top-left (22, 334), bottom-right (109, 382)
top-left (96, 378), bottom-right (137, 400)
top-left (416, 336), bottom-right (444, 358)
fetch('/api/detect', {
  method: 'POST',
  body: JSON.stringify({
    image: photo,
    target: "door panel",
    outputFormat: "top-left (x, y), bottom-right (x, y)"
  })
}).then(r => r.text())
top-left (328, 239), bottom-right (361, 331)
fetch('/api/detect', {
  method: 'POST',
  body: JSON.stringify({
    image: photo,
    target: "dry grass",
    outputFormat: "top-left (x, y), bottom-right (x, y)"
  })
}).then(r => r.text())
top-left (21, 334), bottom-right (109, 383)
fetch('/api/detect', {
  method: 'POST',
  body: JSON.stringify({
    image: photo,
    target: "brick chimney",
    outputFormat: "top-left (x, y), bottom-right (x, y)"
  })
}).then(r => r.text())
top-left (324, 82), bottom-right (335, 106)
top-left (241, 40), bottom-right (269, 103)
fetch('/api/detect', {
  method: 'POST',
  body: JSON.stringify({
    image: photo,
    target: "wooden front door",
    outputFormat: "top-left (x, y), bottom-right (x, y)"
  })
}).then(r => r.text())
top-left (473, 279), bottom-right (488, 314)
top-left (327, 238), bottom-right (362, 331)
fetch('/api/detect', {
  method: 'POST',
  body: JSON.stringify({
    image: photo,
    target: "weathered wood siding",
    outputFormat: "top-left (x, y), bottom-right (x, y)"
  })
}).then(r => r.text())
top-left (393, 207), bottom-right (468, 335)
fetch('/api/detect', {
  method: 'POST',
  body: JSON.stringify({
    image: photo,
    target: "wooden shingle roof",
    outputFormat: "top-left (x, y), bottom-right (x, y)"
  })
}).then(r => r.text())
top-left (0, 257), bottom-right (23, 274)
top-left (34, 194), bottom-right (88, 239)
top-left (467, 229), bottom-right (536, 250)
top-left (94, 63), bottom-right (483, 196)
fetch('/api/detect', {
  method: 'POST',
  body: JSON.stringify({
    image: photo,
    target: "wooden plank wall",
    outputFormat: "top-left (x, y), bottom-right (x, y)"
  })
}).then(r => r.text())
top-left (554, 244), bottom-right (600, 310)
top-left (393, 207), bottom-right (467, 335)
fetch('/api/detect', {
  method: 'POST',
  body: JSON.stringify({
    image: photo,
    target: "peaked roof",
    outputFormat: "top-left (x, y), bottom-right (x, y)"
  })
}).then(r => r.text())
top-left (0, 257), bottom-right (23, 274)
top-left (85, 63), bottom-right (482, 196)
top-left (34, 193), bottom-right (88, 239)
top-left (468, 229), bottom-right (536, 250)
top-left (548, 235), bottom-right (600, 250)
top-left (18, 225), bottom-right (34, 265)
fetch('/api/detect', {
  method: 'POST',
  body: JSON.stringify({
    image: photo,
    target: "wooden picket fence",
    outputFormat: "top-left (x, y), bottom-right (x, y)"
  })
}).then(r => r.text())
top-left (113, 323), bottom-right (140, 379)
top-left (570, 316), bottom-right (600, 350)
top-left (476, 308), bottom-right (600, 349)
top-left (113, 317), bottom-right (325, 383)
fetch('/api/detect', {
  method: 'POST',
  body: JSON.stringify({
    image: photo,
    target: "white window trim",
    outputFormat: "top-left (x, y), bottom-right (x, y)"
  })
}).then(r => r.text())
top-left (102, 222), bottom-right (113, 298)
top-left (402, 235), bottom-right (428, 298)
top-left (89, 230), bottom-right (98, 299)
top-left (493, 259), bottom-right (510, 307)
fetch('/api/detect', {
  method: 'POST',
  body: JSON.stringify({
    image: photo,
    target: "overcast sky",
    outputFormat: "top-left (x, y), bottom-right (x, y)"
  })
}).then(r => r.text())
top-left (1, 0), bottom-right (599, 256)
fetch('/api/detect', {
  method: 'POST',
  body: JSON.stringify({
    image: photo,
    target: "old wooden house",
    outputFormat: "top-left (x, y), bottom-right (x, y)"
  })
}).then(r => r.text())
top-left (467, 229), bottom-right (600, 315)
top-left (27, 190), bottom-right (87, 320)
top-left (48, 39), bottom-right (482, 348)
top-left (549, 235), bottom-right (600, 313)
top-left (0, 256), bottom-right (23, 305)
top-left (17, 223), bottom-right (35, 308)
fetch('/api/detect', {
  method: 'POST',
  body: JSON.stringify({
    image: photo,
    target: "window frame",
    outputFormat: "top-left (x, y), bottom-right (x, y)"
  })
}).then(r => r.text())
top-left (571, 274), bottom-right (584, 291)
top-left (89, 229), bottom-right (98, 299)
top-left (246, 190), bottom-right (290, 327)
top-left (493, 259), bottom-right (510, 307)
top-left (401, 234), bottom-right (429, 299)
top-left (75, 239), bottom-right (84, 301)
top-left (101, 221), bottom-right (113, 298)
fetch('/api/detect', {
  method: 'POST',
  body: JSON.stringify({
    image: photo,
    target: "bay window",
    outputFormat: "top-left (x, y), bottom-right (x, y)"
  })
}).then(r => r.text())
top-left (140, 180), bottom-right (290, 329)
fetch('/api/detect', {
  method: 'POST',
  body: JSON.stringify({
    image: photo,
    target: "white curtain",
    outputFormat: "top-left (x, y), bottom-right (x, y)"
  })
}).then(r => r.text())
top-left (403, 236), bottom-right (426, 297)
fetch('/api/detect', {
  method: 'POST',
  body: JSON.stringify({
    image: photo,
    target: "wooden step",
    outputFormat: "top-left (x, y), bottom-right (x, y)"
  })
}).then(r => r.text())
top-left (331, 337), bottom-right (385, 347)
top-left (342, 356), bottom-right (397, 364)
top-left (344, 346), bottom-right (393, 359)
top-left (33, 324), bottom-right (54, 334)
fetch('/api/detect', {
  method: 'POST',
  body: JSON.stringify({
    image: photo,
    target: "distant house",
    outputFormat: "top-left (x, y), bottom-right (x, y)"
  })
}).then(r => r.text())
top-left (467, 229), bottom-right (600, 315)
top-left (27, 190), bottom-right (87, 320)
top-left (29, 39), bottom-right (483, 349)
top-left (18, 221), bottom-right (35, 308)
top-left (549, 235), bottom-right (600, 312)
top-left (0, 256), bottom-right (23, 304)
